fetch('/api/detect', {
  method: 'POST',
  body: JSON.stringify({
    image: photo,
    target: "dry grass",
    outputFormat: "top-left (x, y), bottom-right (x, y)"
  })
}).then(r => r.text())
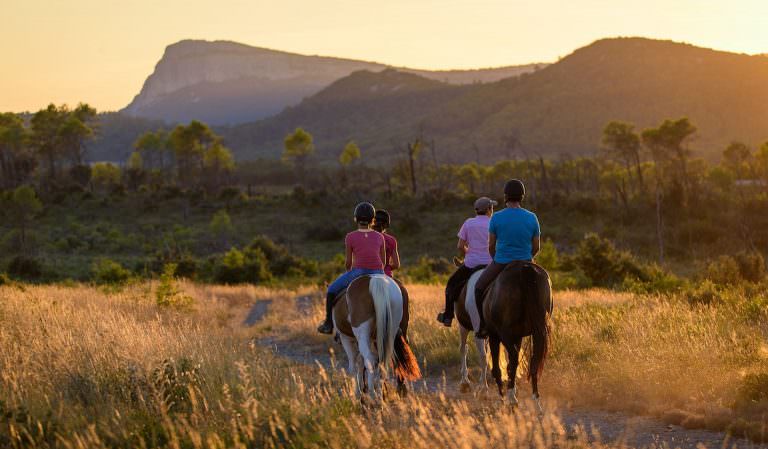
top-left (0, 281), bottom-right (766, 448)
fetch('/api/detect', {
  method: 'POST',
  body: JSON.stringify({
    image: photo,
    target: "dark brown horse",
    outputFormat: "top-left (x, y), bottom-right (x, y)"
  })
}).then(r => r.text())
top-left (481, 262), bottom-right (552, 411)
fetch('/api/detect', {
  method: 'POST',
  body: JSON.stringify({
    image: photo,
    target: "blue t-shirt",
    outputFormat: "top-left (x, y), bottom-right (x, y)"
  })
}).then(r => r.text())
top-left (488, 207), bottom-right (540, 263)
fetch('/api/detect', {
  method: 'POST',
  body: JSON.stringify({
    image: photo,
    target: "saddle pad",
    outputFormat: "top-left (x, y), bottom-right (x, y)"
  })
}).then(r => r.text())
top-left (464, 269), bottom-right (485, 332)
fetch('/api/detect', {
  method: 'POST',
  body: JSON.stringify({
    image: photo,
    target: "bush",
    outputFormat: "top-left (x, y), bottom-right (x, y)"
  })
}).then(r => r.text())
top-left (535, 239), bottom-right (559, 271)
top-left (92, 258), bottom-right (132, 285)
top-left (247, 235), bottom-right (317, 278)
top-left (156, 264), bottom-right (194, 308)
top-left (621, 265), bottom-right (686, 295)
top-left (305, 223), bottom-right (344, 242)
top-left (702, 255), bottom-right (742, 285)
top-left (735, 251), bottom-right (766, 283)
top-left (213, 247), bottom-right (272, 284)
top-left (403, 256), bottom-right (452, 284)
top-left (572, 233), bottom-right (647, 288)
top-left (550, 268), bottom-right (591, 290)
top-left (7, 256), bottom-right (43, 280)
top-left (683, 280), bottom-right (722, 305)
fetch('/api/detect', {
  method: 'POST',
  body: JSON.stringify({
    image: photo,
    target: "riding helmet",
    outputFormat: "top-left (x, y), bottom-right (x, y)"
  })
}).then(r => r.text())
top-left (354, 202), bottom-right (376, 224)
top-left (374, 209), bottom-right (390, 229)
top-left (504, 179), bottom-right (525, 201)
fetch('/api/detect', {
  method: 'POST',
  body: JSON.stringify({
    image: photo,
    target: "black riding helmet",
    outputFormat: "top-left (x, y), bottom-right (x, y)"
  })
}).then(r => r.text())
top-left (354, 202), bottom-right (376, 225)
top-left (374, 209), bottom-right (390, 230)
top-left (504, 179), bottom-right (525, 202)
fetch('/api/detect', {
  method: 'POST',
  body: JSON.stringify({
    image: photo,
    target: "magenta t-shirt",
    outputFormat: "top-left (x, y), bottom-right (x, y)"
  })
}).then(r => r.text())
top-left (458, 215), bottom-right (492, 268)
top-left (346, 230), bottom-right (385, 270)
top-left (381, 233), bottom-right (397, 277)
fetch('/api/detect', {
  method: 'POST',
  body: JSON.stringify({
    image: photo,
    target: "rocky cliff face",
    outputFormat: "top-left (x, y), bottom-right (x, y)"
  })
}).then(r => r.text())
top-left (122, 40), bottom-right (540, 125)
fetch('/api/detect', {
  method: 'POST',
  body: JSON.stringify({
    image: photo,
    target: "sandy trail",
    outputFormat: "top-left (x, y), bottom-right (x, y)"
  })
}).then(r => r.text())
top-left (249, 297), bottom-right (765, 449)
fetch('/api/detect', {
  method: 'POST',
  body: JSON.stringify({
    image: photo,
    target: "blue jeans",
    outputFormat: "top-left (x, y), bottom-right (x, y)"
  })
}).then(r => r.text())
top-left (328, 268), bottom-right (384, 296)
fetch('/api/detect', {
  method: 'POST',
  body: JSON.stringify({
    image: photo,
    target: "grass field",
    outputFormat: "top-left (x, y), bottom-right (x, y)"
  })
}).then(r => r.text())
top-left (0, 281), bottom-right (766, 448)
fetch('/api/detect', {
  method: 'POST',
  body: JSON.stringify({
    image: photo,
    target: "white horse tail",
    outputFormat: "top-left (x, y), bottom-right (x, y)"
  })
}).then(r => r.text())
top-left (369, 276), bottom-right (402, 373)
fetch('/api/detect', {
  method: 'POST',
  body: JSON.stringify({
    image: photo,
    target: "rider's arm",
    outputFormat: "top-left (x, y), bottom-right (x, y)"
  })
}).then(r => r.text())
top-left (488, 233), bottom-right (497, 258)
top-left (531, 236), bottom-right (541, 258)
top-left (390, 245), bottom-right (401, 270)
top-left (345, 244), bottom-right (353, 270)
top-left (379, 244), bottom-right (386, 267)
top-left (456, 238), bottom-right (468, 257)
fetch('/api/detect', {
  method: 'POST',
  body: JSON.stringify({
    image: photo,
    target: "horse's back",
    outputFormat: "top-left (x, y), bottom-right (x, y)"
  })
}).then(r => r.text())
top-left (487, 262), bottom-right (552, 335)
top-left (346, 275), bottom-right (403, 329)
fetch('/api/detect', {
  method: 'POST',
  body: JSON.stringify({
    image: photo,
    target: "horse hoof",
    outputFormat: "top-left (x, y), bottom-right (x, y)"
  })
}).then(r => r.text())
top-left (459, 382), bottom-right (471, 393)
top-left (397, 383), bottom-right (408, 398)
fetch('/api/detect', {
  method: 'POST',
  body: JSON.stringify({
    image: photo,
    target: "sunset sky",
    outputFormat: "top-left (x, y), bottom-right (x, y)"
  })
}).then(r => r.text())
top-left (3, 0), bottom-right (767, 112)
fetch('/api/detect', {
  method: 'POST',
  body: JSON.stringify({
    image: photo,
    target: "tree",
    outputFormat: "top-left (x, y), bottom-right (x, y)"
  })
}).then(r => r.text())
top-left (0, 113), bottom-right (33, 189)
top-left (755, 142), bottom-right (768, 191)
top-left (283, 128), bottom-right (314, 182)
top-left (602, 121), bottom-right (643, 192)
top-left (210, 209), bottom-right (234, 249)
top-left (406, 138), bottom-right (422, 194)
top-left (134, 130), bottom-right (169, 172)
top-left (169, 121), bottom-right (218, 187)
top-left (722, 141), bottom-right (751, 179)
top-left (125, 151), bottom-right (145, 190)
top-left (338, 141), bottom-right (361, 188)
top-left (203, 142), bottom-right (235, 192)
top-left (91, 162), bottom-right (122, 192)
top-left (4, 185), bottom-right (42, 252)
top-left (30, 104), bottom-right (68, 182)
top-left (58, 103), bottom-right (96, 165)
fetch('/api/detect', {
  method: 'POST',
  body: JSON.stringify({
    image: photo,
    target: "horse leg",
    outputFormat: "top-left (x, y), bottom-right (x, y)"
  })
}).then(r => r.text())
top-left (474, 335), bottom-right (489, 390)
top-left (489, 335), bottom-right (504, 398)
top-left (458, 325), bottom-right (470, 392)
top-left (504, 336), bottom-right (523, 407)
top-left (339, 333), bottom-right (362, 395)
top-left (352, 319), bottom-right (380, 402)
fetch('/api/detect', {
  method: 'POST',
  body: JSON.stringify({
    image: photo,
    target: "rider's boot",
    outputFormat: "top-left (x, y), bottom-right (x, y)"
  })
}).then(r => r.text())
top-left (316, 292), bottom-right (335, 334)
top-left (474, 286), bottom-right (489, 338)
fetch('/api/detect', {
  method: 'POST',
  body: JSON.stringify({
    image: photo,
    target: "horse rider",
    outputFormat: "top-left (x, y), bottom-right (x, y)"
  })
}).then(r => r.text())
top-left (474, 179), bottom-right (540, 338)
top-left (317, 202), bottom-right (386, 334)
top-left (372, 209), bottom-right (400, 278)
top-left (436, 196), bottom-right (496, 327)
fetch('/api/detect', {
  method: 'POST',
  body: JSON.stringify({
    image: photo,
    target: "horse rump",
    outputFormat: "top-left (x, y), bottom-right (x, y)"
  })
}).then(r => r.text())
top-left (522, 264), bottom-right (550, 383)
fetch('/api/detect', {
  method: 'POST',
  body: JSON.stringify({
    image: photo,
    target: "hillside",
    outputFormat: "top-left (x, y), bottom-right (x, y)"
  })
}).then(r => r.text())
top-left (122, 40), bottom-right (541, 125)
top-left (220, 38), bottom-right (768, 163)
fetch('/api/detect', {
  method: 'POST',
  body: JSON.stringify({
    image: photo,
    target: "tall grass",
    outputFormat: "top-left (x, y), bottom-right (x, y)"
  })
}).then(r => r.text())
top-left (0, 281), bottom-right (766, 447)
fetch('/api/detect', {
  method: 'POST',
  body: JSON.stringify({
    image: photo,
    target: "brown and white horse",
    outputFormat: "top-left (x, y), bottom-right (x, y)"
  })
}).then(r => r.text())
top-left (454, 269), bottom-right (490, 392)
top-left (333, 275), bottom-right (420, 401)
top-left (481, 262), bottom-right (552, 412)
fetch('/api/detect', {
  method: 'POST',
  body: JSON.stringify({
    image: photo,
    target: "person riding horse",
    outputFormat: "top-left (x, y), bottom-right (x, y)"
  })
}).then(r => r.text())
top-left (437, 196), bottom-right (496, 327)
top-left (474, 179), bottom-right (540, 339)
top-left (372, 209), bottom-right (400, 278)
top-left (317, 202), bottom-right (386, 334)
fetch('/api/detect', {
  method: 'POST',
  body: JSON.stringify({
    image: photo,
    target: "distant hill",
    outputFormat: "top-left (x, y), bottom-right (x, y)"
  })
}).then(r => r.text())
top-left (222, 37), bottom-right (768, 163)
top-left (122, 40), bottom-right (542, 125)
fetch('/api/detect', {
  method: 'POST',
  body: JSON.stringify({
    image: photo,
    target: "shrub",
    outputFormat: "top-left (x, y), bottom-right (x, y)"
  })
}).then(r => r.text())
top-left (213, 247), bottom-right (272, 284)
top-left (683, 280), bottom-right (722, 305)
top-left (403, 256), bottom-right (452, 284)
top-left (152, 357), bottom-right (201, 414)
top-left (702, 255), bottom-right (742, 285)
top-left (550, 268), bottom-right (591, 290)
top-left (535, 238), bottom-right (559, 271)
top-left (735, 251), bottom-right (766, 283)
top-left (7, 256), bottom-right (43, 280)
top-left (156, 264), bottom-right (194, 308)
top-left (621, 264), bottom-right (686, 295)
top-left (92, 258), bottom-right (132, 285)
top-left (247, 235), bottom-right (316, 278)
top-left (572, 233), bottom-right (646, 287)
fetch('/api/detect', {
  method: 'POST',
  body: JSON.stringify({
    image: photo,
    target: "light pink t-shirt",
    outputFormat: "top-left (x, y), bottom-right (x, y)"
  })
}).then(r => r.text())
top-left (345, 230), bottom-right (385, 270)
top-left (458, 215), bottom-right (492, 268)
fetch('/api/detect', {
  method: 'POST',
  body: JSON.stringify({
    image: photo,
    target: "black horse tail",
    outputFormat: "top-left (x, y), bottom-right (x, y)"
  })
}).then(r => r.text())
top-left (393, 331), bottom-right (421, 382)
top-left (522, 264), bottom-right (549, 383)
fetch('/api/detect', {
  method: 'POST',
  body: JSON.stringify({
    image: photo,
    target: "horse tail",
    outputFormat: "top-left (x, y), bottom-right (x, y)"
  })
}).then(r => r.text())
top-left (394, 332), bottom-right (422, 381)
top-left (522, 264), bottom-right (549, 383)
top-left (369, 276), bottom-right (399, 374)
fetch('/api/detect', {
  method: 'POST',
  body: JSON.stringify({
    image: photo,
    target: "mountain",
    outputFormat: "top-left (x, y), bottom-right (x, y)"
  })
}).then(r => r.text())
top-left (222, 37), bottom-right (768, 163)
top-left (122, 40), bottom-right (542, 125)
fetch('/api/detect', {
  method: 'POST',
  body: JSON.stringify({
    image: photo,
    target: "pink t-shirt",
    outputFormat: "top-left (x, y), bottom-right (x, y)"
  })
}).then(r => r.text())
top-left (458, 215), bottom-right (492, 268)
top-left (345, 230), bottom-right (385, 270)
top-left (381, 233), bottom-right (398, 277)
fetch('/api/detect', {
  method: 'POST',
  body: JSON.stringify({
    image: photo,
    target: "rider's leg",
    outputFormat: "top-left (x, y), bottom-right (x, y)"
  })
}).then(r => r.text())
top-left (318, 269), bottom-right (360, 333)
top-left (440, 265), bottom-right (471, 325)
top-left (473, 262), bottom-right (506, 338)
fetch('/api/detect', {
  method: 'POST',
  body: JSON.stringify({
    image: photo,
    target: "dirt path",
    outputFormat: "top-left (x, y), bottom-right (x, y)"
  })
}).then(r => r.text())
top-left (250, 298), bottom-right (765, 449)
